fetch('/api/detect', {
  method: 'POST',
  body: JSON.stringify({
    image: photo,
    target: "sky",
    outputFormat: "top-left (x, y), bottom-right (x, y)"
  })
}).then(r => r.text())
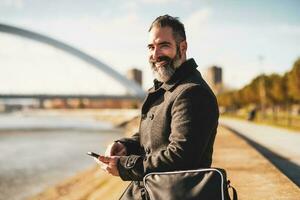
top-left (0, 0), bottom-right (299, 94)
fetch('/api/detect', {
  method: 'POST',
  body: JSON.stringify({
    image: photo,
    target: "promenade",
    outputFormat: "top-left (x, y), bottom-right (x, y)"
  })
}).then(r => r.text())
top-left (29, 116), bottom-right (300, 200)
top-left (220, 118), bottom-right (300, 186)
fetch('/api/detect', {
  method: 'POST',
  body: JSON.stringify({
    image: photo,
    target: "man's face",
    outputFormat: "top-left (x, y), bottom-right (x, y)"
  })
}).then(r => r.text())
top-left (148, 26), bottom-right (183, 82)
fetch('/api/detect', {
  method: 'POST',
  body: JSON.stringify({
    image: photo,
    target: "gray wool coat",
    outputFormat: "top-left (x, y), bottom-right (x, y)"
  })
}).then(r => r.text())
top-left (117, 58), bottom-right (219, 200)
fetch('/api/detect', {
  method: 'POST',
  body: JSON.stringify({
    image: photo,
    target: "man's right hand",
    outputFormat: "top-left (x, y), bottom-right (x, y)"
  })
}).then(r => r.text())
top-left (105, 142), bottom-right (127, 156)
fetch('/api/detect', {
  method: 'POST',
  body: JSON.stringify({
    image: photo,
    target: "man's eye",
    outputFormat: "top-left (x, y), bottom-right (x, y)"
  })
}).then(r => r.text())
top-left (161, 44), bottom-right (170, 48)
top-left (148, 46), bottom-right (154, 50)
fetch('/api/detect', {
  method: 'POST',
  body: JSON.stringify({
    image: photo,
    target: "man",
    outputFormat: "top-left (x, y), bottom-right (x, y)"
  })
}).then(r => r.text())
top-left (97, 15), bottom-right (219, 199)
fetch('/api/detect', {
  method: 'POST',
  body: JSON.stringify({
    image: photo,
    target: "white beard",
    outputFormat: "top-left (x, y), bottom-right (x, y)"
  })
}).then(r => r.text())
top-left (153, 65), bottom-right (176, 82)
top-left (151, 53), bottom-right (182, 82)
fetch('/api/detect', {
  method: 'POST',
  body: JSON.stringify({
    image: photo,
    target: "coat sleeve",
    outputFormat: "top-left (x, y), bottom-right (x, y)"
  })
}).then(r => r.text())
top-left (117, 85), bottom-right (219, 181)
top-left (116, 132), bottom-right (144, 155)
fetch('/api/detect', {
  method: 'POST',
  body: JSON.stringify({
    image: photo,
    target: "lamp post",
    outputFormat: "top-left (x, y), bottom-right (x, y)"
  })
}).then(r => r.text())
top-left (258, 55), bottom-right (266, 119)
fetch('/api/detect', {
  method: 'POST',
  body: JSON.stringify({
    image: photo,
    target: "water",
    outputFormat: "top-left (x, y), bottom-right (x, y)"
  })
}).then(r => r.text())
top-left (0, 113), bottom-right (123, 200)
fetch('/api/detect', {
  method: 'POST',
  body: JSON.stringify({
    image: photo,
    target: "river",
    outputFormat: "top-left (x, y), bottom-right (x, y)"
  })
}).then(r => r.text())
top-left (0, 112), bottom-right (123, 200)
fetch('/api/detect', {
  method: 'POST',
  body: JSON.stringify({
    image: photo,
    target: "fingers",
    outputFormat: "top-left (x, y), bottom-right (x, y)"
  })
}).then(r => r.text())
top-left (105, 142), bottom-right (127, 156)
top-left (98, 155), bottom-right (111, 163)
top-left (94, 157), bottom-right (107, 171)
top-left (94, 157), bottom-right (110, 173)
top-left (98, 156), bottom-right (118, 167)
top-left (95, 156), bottom-right (119, 176)
top-left (93, 157), bottom-right (102, 165)
top-left (102, 164), bottom-right (114, 174)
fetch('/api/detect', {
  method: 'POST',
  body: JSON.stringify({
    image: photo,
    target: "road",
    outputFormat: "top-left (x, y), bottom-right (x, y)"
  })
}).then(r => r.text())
top-left (220, 117), bottom-right (300, 186)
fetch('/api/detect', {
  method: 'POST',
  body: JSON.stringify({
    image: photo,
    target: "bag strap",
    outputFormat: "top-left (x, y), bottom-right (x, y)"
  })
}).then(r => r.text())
top-left (227, 180), bottom-right (238, 200)
top-left (118, 181), bottom-right (133, 200)
top-left (229, 185), bottom-right (238, 200)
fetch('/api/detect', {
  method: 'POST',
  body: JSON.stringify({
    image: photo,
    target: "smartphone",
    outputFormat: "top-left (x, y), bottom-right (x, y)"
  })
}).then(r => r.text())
top-left (86, 151), bottom-right (100, 158)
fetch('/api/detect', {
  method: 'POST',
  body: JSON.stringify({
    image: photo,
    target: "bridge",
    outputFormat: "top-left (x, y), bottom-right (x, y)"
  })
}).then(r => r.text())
top-left (0, 23), bottom-right (146, 100)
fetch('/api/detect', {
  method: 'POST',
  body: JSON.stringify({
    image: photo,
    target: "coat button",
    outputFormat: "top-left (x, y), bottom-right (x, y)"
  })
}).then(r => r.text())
top-left (149, 114), bottom-right (154, 120)
top-left (126, 158), bottom-right (135, 168)
top-left (145, 147), bottom-right (151, 154)
top-left (126, 162), bottom-right (132, 168)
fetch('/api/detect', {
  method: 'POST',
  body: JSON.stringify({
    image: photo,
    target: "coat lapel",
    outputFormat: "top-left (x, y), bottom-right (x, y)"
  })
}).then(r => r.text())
top-left (142, 58), bottom-right (198, 114)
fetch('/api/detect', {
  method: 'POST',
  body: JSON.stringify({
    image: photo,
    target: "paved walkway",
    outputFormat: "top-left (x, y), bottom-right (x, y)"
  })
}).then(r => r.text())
top-left (220, 117), bottom-right (300, 186)
top-left (213, 126), bottom-right (300, 200)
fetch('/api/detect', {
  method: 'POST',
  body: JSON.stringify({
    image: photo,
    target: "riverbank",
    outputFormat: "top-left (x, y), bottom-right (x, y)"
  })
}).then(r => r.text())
top-left (0, 109), bottom-right (135, 200)
top-left (27, 109), bottom-right (139, 200)
top-left (28, 111), bottom-right (300, 200)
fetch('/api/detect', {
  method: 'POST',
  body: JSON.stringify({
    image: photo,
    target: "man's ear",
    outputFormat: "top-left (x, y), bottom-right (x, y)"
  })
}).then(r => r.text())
top-left (180, 40), bottom-right (187, 54)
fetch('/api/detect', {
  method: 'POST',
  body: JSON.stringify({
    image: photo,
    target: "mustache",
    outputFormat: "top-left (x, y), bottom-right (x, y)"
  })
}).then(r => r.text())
top-left (149, 56), bottom-right (172, 64)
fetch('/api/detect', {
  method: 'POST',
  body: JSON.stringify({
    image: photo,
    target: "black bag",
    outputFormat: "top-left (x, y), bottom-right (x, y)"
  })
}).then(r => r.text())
top-left (142, 168), bottom-right (238, 200)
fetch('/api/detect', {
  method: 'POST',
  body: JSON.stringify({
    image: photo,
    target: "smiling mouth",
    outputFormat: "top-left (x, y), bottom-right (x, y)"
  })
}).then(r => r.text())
top-left (155, 61), bottom-right (167, 68)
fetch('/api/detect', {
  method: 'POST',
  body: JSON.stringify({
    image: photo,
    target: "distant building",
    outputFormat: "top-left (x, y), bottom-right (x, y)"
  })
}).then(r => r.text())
top-left (127, 68), bottom-right (142, 86)
top-left (203, 66), bottom-right (223, 95)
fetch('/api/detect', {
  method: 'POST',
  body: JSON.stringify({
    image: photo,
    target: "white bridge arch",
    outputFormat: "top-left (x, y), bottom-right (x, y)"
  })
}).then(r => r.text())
top-left (0, 23), bottom-right (145, 98)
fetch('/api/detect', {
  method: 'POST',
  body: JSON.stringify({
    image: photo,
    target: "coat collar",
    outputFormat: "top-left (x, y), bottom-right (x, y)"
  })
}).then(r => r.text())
top-left (149, 58), bottom-right (198, 93)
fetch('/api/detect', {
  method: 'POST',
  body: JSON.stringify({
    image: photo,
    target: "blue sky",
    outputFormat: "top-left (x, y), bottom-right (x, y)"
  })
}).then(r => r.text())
top-left (0, 0), bottom-right (299, 94)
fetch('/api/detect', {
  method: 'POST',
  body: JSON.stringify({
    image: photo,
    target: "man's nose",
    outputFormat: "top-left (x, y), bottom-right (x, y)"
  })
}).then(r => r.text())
top-left (152, 47), bottom-right (162, 60)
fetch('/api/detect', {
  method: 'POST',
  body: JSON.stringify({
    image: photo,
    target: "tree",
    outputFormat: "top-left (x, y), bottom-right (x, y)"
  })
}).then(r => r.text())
top-left (268, 73), bottom-right (287, 121)
top-left (287, 58), bottom-right (300, 102)
top-left (268, 74), bottom-right (287, 105)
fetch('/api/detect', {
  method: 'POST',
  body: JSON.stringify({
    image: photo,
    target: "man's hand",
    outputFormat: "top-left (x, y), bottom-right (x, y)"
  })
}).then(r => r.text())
top-left (105, 141), bottom-right (127, 156)
top-left (94, 142), bottom-right (126, 176)
top-left (97, 155), bottom-right (120, 176)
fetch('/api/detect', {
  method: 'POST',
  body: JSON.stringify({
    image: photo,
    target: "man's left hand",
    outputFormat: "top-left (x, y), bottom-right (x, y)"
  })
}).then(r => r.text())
top-left (97, 155), bottom-right (120, 176)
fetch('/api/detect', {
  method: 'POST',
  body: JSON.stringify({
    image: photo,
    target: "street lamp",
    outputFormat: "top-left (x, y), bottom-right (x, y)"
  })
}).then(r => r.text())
top-left (258, 55), bottom-right (266, 119)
